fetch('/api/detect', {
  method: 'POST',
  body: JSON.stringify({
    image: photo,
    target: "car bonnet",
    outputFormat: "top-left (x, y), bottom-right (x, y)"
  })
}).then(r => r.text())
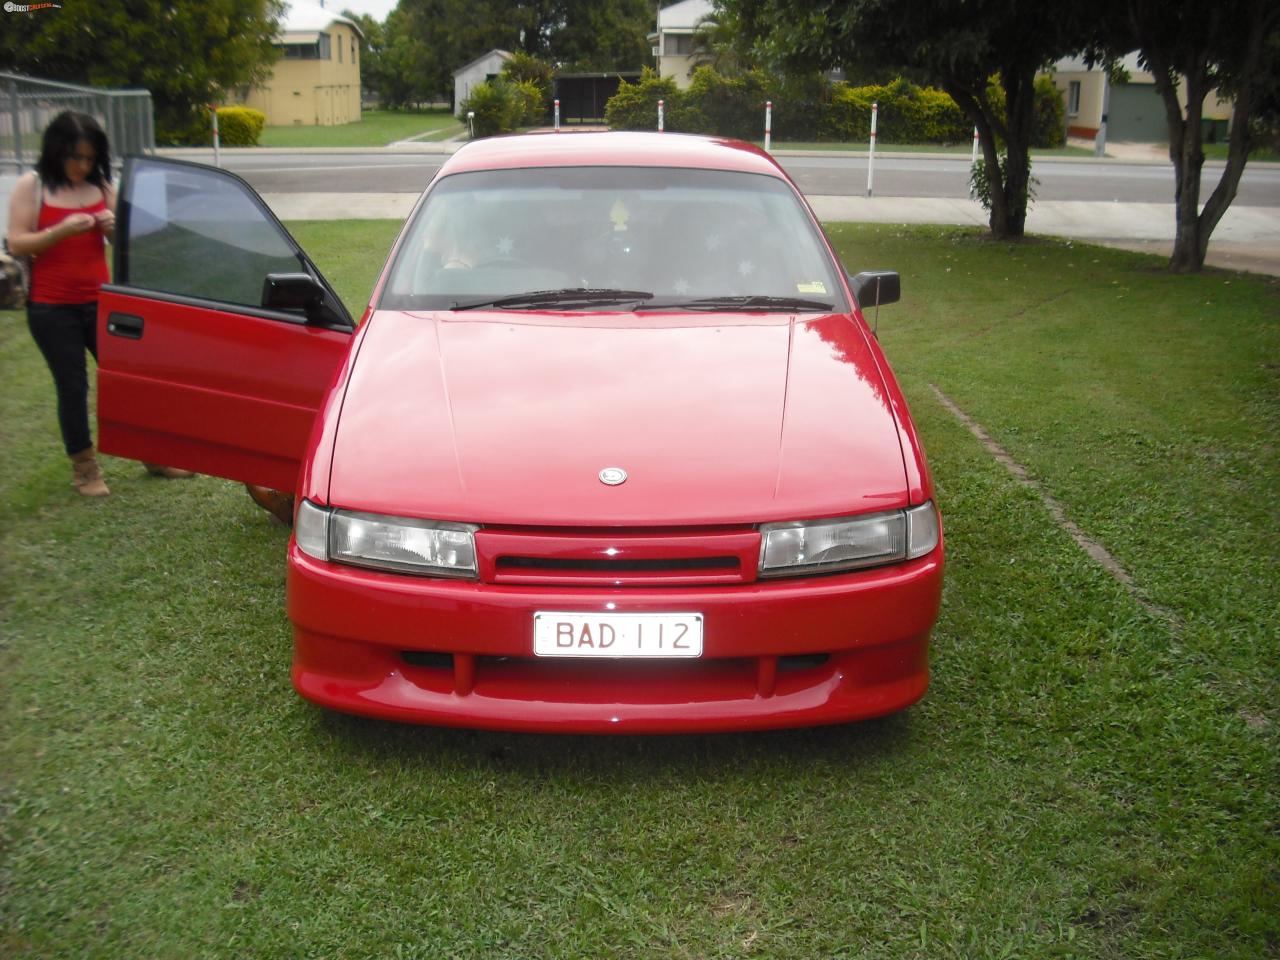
top-left (325, 309), bottom-right (909, 527)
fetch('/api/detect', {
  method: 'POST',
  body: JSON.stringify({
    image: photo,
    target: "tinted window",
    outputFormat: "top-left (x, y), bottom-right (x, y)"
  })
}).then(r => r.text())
top-left (124, 161), bottom-right (305, 307)
top-left (381, 166), bottom-right (845, 312)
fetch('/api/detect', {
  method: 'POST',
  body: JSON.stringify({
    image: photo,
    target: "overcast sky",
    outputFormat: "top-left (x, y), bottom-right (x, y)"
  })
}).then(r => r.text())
top-left (326, 0), bottom-right (399, 22)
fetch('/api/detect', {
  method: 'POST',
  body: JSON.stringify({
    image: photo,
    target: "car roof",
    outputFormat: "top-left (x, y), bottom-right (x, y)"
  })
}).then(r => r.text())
top-left (438, 131), bottom-right (787, 179)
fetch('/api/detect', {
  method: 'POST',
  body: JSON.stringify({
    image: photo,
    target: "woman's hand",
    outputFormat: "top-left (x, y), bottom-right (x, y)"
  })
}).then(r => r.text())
top-left (94, 208), bottom-right (115, 238)
top-left (58, 212), bottom-right (97, 237)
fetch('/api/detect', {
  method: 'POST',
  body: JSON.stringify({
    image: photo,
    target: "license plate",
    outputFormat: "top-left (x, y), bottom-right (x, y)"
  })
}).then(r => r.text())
top-left (533, 612), bottom-right (703, 658)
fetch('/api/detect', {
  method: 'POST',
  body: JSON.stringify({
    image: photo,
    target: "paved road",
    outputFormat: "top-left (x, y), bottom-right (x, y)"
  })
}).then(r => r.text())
top-left (201, 149), bottom-right (1280, 206)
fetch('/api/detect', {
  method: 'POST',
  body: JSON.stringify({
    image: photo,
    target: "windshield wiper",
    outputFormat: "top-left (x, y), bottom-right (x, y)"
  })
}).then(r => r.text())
top-left (450, 288), bottom-right (654, 311)
top-left (635, 295), bottom-right (835, 313)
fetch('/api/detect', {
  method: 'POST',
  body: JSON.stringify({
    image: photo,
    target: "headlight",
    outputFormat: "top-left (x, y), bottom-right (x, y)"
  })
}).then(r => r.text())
top-left (759, 501), bottom-right (939, 577)
top-left (294, 500), bottom-right (479, 578)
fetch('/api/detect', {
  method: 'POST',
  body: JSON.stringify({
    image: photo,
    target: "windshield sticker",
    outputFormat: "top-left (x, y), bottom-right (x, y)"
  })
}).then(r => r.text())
top-left (610, 199), bottom-right (629, 232)
top-left (797, 281), bottom-right (828, 294)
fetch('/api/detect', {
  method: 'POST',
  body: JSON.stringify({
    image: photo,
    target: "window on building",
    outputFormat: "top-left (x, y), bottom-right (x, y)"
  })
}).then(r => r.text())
top-left (352, 38), bottom-right (357, 64)
top-left (318, 32), bottom-right (331, 59)
top-left (664, 33), bottom-right (693, 56)
top-left (1068, 81), bottom-right (1081, 117)
top-left (338, 36), bottom-right (343, 62)
top-left (281, 40), bottom-right (324, 60)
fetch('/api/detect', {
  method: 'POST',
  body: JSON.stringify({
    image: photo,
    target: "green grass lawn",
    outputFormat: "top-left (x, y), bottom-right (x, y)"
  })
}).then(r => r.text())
top-left (257, 109), bottom-right (463, 148)
top-left (2, 223), bottom-right (1276, 957)
top-left (1201, 142), bottom-right (1280, 163)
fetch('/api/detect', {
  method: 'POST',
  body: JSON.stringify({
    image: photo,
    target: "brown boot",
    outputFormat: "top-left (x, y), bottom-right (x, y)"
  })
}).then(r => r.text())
top-left (70, 447), bottom-right (110, 497)
top-left (144, 463), bottom-right (197, 479)
top-left (245, 484), bottom-right (295, 526)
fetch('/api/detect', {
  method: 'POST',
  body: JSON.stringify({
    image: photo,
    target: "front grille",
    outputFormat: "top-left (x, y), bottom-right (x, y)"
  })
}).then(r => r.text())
top-left (495, 556), bottom-right (739, 573)
top-left (477, 527), bottom-right (761, 586)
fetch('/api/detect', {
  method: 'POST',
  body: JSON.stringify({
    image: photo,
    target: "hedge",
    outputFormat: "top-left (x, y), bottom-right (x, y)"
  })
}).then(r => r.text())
top-left (603, 69), bottom-right (689, 132)
top-left (606, 69), bottom-right (1066, 147)
top-left (215, 107), bottom-right (266, 146)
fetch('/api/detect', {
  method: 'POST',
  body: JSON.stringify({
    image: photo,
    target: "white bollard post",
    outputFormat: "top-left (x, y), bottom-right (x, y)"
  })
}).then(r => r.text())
top-left (554, 98), bottom-right (560, 132)
top-left (1094, 71), bottom-right (1111, 158)
top-left (866, 102), bottom-right (878, 197)
top-left (969, 125), bottom-right (979, 199)
top-left (658, 99), bottom-right (664, 132)
top-left (467, 110), bottom-right (475, 139)
top-left (764, 100), bottom-right (772, 153)
top-left (210, 105), bottom-right (220, 168)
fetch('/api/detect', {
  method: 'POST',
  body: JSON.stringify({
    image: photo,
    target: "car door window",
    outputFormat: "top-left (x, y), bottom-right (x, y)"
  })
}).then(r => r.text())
top-left (120, 160), bottom-right (310, 309)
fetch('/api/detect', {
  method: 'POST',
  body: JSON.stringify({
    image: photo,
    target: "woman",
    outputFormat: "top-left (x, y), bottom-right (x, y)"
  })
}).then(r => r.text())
top-left (5, 111), bottom-right (193, 496)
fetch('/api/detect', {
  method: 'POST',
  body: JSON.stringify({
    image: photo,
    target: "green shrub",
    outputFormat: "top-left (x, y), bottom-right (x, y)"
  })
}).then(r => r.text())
top-left (766, 72), bottom-right (830, 141)
top-left (823, 78), bottom-right (969, 144)
top-left (604, 69), bottom-right (687, 131)
top-left (512, 79), bottom-right (547, 126)
top-left (605, 67), bottom-right (1063, 148)
top-left (1031, 74), bottom-right (1066, 148)
top-left (683, 67), bottom-right (770, 140)
top-left (460, 80), bottom-right (521, 137)
top-left (215, 107), bottom-right (266, 146)
top-left (502, 52), bottom-right (553, 117)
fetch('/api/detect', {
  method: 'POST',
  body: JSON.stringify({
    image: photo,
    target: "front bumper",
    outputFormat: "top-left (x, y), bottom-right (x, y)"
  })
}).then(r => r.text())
top-left (286, 544), bottom-right (943, 733)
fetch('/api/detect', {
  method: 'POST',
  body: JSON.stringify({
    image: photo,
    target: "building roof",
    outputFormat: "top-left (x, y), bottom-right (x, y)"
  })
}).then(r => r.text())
top-left (452, 49), bottom-right (514, 79)
top-left (1053, 51), bottom-right (1146, 75)
top-left (657, 0), bottom-right (714, 32)
top-left (278, 0), bottom-right (363, 41)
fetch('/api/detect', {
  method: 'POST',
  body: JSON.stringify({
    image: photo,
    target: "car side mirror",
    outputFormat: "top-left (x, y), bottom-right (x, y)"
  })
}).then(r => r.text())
top-left (262, 272), bottom-right (346, 327)
top-left (849, 270), bottom-right (900, 309)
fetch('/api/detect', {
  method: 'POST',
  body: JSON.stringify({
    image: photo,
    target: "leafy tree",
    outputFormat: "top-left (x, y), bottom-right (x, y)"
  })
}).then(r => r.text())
top-left (395, 0), bottom-right (655, 104)
top-left (1091, 0), bottom-right (1280, 271)
top-left (0, 0), bottom-right (283, 144)
top-left (719, 0), bottom-right (1094, 238)
top-left (341, 9), bottom-right (388, 106)
top-left (690, 6), bottom-right (756, 75)
top-left (377, 6), bottom-right (442, 107)
top-left (548, 0), bottom-right (654, 71)
top-left (396, 0), bottom-right (517, 104)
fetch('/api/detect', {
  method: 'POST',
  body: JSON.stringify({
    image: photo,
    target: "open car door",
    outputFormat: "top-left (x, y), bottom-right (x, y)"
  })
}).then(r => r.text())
top-left (97, 156), bottom-right (355, 492)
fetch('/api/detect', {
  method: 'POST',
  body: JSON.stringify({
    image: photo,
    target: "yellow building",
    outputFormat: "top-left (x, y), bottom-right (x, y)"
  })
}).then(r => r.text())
top-left (1049, 53), bottom-right (1232, 142)
top-left (241, 1), bottom-right (363, 126)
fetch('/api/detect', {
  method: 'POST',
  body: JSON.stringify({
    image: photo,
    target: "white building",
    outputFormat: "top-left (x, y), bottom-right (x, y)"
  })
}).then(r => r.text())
top-left (453, 50), bottom-right (513, 117)
top-left (1049, 52), bottom-right (1232, 143)
top-left (649, 0), bottom-right (713, 89)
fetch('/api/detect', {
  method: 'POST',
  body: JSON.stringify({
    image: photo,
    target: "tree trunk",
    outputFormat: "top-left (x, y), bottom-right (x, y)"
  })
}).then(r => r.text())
top-left (946, 82), bottom-right (1014, 238)
top-left (1172, 10), bottom-right (1269, 272)
top-left (1150, 51), bottom-right (1209, 272)
top-left (998, 66), bottom-right (1038, 239)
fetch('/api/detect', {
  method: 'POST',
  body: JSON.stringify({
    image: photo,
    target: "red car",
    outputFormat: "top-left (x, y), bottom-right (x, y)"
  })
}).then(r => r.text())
top-left (97, 132), bottom-right (943, 733)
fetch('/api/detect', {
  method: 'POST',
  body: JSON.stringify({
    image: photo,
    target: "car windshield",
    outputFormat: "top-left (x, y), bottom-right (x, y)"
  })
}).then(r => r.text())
top-left (379, 166), bottom-right (846, 312)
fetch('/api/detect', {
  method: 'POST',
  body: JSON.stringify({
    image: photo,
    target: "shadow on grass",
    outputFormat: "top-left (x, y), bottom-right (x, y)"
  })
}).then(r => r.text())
top-left (314, 705), bottom-right (916, 780)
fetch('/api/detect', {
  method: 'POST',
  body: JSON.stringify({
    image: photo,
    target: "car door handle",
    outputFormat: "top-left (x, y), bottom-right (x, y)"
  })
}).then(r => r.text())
top-left (106, 312), bottom-right (144, 339)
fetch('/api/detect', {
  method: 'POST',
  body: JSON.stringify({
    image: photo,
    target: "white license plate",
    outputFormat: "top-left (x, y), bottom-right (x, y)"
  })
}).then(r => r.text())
top-left (533, 612), bottom-right (703, 658)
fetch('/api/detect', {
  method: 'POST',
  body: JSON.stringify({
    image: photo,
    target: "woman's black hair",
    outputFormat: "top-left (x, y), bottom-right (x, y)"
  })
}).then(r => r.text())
top-left (36, 111), bottom-right (112, 189)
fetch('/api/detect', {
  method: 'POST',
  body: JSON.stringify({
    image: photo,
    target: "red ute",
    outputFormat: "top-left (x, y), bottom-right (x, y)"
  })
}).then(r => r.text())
top-left (96, 132), bottom-right (943, 733)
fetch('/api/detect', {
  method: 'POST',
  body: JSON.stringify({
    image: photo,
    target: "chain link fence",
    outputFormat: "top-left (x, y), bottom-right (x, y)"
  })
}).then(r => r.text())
top-left (1, 71), bottom-right (155, 172)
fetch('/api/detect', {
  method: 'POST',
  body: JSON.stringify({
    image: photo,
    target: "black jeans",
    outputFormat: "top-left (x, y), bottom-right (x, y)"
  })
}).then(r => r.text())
top-left (27, 301), bottom-right (98, 456)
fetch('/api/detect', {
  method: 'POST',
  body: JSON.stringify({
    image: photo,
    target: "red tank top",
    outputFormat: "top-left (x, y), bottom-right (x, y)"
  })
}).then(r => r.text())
top-left (30, 190), bottom-right (111, 304)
